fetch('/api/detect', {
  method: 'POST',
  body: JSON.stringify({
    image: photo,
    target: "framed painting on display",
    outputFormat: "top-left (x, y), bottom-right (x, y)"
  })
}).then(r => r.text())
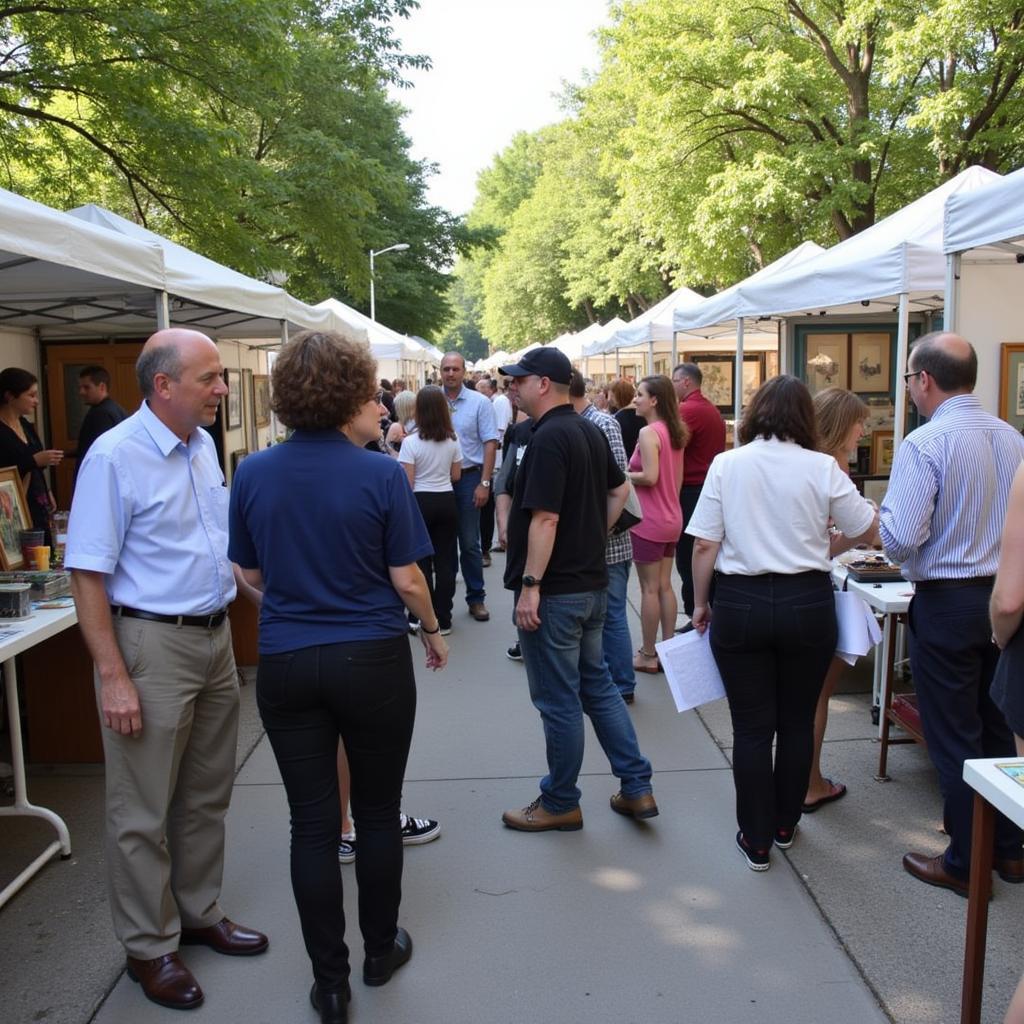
top-left (253, 374), bottom-right (271, 428)
top-left (860, 476), bottom-right (889, 507)
top-left (871, 430), bottom-right (894, 475)
top-left (998, 343), bottom-right (1024, 431)
top-left (0, 466), bottom-right (32, 569)
top-left (225, 370), bottom-right (242, 430)
top-left (689, 354), bottom-right (764, 413)
top-left (850, 333), bottom-right (891, 393)
top-left (765, 351), bottom-right (779, 379)
top-left (804, 334), bottom-right (848, 394)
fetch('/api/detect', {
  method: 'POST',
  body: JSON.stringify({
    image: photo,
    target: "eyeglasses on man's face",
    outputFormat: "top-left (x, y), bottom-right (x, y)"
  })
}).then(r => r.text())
top-left (902, 370), bottom-right (924, 384)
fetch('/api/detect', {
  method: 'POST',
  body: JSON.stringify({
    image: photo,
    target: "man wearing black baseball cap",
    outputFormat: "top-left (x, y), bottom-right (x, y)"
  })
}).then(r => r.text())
top-left (496, 347), bottom-right (657, 832)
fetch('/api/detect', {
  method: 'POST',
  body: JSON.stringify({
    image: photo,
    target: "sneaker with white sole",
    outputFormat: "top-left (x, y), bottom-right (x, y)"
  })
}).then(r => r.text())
top-left (506, 642), bottom-right (522, 661)
top-left (338, 835), bottom-right (356, 864)
top-left (400, 813), bottom-right (440, 845)
top-left (736, 830), bottom-right (771, 871)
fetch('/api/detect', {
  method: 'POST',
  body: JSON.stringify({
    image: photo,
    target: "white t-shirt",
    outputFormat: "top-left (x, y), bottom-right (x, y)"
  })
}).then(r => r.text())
top-left (398, 432), bottom-right (463, 493)
top-left (491, 393), bottom-right (513, 470)
top-left (686, 437), bottom-right (875, 574)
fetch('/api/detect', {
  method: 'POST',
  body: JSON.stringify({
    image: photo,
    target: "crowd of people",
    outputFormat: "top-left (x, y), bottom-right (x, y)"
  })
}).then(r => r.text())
top-left (21, 323), bottom-right (1017, 1023)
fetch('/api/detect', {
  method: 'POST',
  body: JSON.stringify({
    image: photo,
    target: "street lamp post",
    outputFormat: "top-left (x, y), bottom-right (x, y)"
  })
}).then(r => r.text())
top-left (369, 243), bottom-right (409, 321)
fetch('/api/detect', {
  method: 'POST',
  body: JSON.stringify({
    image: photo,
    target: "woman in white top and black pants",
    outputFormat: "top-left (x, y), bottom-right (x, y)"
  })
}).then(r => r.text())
top-left (687, 376), bottom-right (877, 871)
top-left (399, 387), bottom-right (462, 634)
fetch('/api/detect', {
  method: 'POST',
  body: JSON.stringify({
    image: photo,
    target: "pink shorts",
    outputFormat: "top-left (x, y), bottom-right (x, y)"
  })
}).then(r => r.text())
top-left (630, 534), bottom-right (677, 564)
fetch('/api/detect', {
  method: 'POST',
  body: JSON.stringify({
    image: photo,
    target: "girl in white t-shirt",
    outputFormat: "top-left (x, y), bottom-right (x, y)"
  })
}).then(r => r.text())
top-left (398, 387), bottom-right (462, 634)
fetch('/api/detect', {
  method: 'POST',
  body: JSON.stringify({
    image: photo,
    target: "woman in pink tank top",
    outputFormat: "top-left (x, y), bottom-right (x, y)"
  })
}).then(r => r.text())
top-left (628, 375), bottom-right (689, 675)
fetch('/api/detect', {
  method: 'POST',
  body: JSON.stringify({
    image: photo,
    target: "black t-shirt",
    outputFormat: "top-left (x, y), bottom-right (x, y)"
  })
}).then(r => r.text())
top-left (504, 404), bottom-right (625, 595)
top-left (614, 407), bottom-right (643, 459)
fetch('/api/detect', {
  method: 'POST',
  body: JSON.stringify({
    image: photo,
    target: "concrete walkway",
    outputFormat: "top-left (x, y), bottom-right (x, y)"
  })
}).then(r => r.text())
top-left (2, 561), bottom-right (1022, 1022)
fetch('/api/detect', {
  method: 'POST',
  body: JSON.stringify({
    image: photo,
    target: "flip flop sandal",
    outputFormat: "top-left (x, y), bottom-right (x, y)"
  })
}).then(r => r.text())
top-left (634, 649), bottom-right (662, 674)
top-left (801, 779), bottom-right (848, 813)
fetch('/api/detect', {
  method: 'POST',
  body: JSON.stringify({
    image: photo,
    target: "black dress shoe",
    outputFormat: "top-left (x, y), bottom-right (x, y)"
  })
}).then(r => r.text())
top-left (902, 851), bottom-right (970, 897)
top-left (310, 981), bottom-right (351, 1024)
top-left (363, 927), bottom-right (413, 986)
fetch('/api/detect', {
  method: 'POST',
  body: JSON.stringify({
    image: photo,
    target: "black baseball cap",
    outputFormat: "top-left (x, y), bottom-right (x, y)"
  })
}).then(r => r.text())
top-left (498, 347), bottom-right (573, 386)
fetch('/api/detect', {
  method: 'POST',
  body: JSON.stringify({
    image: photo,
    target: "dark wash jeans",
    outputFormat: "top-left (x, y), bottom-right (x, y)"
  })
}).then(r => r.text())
top-left (415, 490), bottom-right (458, 628)
top-left (711, 572), bottom-right (836, 848)
top-left (257, 635), bottom-right (416, 992)
top-left (517, 588), bottom-right (653, 812)
top-left (908, 585), bottom-right (1023, 878)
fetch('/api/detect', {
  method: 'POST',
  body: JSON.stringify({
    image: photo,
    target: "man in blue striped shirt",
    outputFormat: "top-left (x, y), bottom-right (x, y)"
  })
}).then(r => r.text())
top-left (880, 332), bottom-right (1024, 896)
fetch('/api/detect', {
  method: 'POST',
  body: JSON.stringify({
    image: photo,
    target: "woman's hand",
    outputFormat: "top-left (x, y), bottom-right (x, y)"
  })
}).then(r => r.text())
top-left (691, 605), bottom-right (711, 635)
top-left (419, 629), bottom-right (448, 670)
top-left (34, 449), bottom-right (63, 468)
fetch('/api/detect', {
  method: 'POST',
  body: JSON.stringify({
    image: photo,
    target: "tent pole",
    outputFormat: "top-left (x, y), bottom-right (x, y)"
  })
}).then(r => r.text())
top-left (615, 348), bottom-right (620, 375)
top-left (944, 253), bottom-right (961, 333)
top-left (671, 332), bottom-right (678, 370)
top-left (733, 318), bottom-right (744, 448)
top-left (893, 293), bottom-right (910, 450)
top-left (647, 340), bottom-right (654, 376)
top-left (155, 291), bottom-right (170, 330)
top-left (280, 320), bottom-right (288, 345)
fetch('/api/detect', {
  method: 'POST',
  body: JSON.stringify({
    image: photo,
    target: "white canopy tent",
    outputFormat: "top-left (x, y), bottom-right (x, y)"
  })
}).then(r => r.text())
top-left (704, 166), bottom-right (1001, 445)
top-left (0, 187), bottom-right (168, 337)
top-left (943, 166), bottom-right (1024, 416)
top-left (551, 317), bottom-right (629, 364)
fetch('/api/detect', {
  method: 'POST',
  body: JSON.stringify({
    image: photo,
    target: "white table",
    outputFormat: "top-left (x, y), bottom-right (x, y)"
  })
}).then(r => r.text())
top-left (961, 758), bottom-right (1024, 1024)
top-left (0, 605), bottom-right (78, 909)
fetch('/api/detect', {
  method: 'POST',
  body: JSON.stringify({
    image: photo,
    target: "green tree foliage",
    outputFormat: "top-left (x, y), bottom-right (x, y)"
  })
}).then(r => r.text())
top-left (0, 0), bottom-right (462, 336)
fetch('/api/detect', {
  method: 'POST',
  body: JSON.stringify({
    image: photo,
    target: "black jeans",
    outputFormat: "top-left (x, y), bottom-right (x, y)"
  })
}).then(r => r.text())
top-left (674, 484), bottom-right (703, 617)
top-left (257, 635), bottom-right (416, 992)
top-left (479, 487), bottom-right (495, 554)
top-left (711, 572), bottom-right (836, 847)
top-left (415, 491), bottom-right (458, 628)
top-left (908, 585), bottom-right (1023, 878)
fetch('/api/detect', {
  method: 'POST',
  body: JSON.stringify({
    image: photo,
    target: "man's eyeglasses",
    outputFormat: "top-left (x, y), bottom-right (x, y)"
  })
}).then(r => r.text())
top-left (902, 370), bottom-right (924, 384)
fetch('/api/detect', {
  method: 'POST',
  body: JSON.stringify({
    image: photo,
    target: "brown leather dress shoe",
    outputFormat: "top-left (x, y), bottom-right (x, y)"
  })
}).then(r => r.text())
top-left (610, 791), bottom-right (659, 820)
top-left (502, 797), bottom-right (583, 832)
top-left (126, 952), bottom-right (203, 1010)
top-left (469, 602), bottom-right (490, 621)
top-left (180, 917), bottom-right (269, 956)
top-left (996, 857), bottom-right (1024, 883)
top-left (902, 851), bottom-right (969, 897)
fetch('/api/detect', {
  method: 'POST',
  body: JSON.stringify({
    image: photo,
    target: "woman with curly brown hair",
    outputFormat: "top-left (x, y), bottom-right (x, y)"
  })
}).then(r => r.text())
top-left (228, 330), bottom-right (447, 1023)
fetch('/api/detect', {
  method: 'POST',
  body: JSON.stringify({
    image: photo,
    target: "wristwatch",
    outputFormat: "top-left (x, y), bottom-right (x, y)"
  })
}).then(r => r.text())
top-left (522, 575), bottom-right (541, 587)
top-left (481, 479), bottom-right (491, 488)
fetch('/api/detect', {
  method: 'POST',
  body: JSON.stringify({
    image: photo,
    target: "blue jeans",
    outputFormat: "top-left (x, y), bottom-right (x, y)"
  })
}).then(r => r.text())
top-left (452, 469), bottom-right (485, 606)
top-left (604, 560), bottom-right (636, 697)
top-left (518, 589), bottom-right (653, 812)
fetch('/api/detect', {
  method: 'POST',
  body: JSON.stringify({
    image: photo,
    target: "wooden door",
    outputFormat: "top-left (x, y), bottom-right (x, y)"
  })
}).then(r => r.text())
top-left (42, 342), bottom-right (144, 508)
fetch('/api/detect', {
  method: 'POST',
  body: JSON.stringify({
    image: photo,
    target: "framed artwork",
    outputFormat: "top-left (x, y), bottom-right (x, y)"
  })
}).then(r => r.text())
top-left (998, 343), bottom-right (1024, 431)
top-left (0, 466), bottom-right (32, 570)
top-left (242, 368), bottom-right (256, 451)
top-left (851, 333), bottom-right (891, 393)
top-left (230, 449), bottom-right (248, 478)
top-left (861, 476), bottom-right (889, 507)
top-left (871, 430), bottom-right (895, 475)
top-left (742, 358), bottom-right (763, 406)
top-left (804, 335), bottom-right (849, 394)
top-left (253, 375), bottom-right (271, 428)
top-left (692, 355), bottom-right (733, 410)
top-left (225, 370), bottom-right (242, 430)
top-left (765, 351), bottom-right (779, 379)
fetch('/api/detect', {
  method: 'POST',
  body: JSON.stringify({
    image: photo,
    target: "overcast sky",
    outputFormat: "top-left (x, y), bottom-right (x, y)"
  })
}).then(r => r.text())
top-left (389, 0), bottom-right (611, 217)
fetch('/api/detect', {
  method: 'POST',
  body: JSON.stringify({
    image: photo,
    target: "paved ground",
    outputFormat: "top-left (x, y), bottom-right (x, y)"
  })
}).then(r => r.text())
top-left (2, 560), bottom-right (1022, 1023)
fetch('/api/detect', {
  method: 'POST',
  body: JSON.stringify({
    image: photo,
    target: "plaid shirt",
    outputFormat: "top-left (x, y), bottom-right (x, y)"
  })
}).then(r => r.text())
top-left (581, 403), bottom-right (633, 565)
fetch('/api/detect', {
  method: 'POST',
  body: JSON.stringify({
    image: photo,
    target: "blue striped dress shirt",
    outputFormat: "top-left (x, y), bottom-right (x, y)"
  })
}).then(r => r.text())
top-left (879, 394), bottom-right (1024, 581)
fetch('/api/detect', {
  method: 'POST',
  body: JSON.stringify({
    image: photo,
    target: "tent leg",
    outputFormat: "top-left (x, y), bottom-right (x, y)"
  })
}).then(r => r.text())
top-left (945, 253), bottom-right (961, 333)
top-left (647, 340), bottom-right (654, 376)
top-left (733, 319), bottom-right (744, 448)
top-left (156, 291), bottom-right (170, 330)
top-left (280, 320), bottom-right (288, 345)
top-left (671, 333), bottom-right (678, 370)
top-left (893, 294), bottom-right (910, 449)
top-left (615, 349), bottom-right (620, 375)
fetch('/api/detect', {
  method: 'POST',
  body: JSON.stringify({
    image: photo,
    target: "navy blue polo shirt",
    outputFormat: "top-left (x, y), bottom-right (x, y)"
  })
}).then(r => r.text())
top-left (229, 429), bottom-right (433, 654)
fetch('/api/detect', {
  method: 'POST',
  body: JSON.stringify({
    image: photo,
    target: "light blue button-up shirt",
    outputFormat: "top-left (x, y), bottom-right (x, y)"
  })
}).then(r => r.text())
top-left (66, 401), bottom-right (236, 614)
top-left (446, 385), bottom-right (499, 468)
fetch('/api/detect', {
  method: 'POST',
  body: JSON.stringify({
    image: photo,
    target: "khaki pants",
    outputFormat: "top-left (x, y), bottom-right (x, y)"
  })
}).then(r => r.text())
top-left (97, 616), bottom-right (239, 959)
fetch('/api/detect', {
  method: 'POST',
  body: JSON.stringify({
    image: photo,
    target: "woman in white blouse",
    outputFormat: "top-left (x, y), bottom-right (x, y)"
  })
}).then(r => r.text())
top-left (687, 375), bottom-right (877, 871)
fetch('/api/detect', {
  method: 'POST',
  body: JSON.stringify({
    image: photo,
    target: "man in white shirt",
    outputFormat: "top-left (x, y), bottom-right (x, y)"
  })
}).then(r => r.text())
top-left (476, 376), bottom-right (509, 563)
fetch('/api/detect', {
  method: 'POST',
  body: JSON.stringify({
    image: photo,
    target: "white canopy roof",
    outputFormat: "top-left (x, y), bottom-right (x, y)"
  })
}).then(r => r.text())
top-left (552, 318), bottom-right (629, 361)
top-left (315, 298), bottom-right (429, 361)
top-left (944, 166), bottom-right (1024, 256)
top-left (583, 286), bottom-right (705, 357)
top-left (712, 166), bottom-right (1000, 320)
top-left (69, 205), bottom-right (358, 341)
top-left (0, 186), bottom-right (167, 336)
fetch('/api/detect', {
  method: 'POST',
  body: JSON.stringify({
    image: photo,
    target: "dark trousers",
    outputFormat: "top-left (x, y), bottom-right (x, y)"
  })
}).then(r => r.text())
top-left (415, 491), bottom-right (458, 628)
top-left (711, 572), bottom-right (836, 847)
top-left (257, 636), bottom-right (416, 992)
top-left (908, 585), bottom-right (1023, 877)
top-left (479, 488), bottom-right (495, 553)
top-left (675, 484), bottom-right (706, 617)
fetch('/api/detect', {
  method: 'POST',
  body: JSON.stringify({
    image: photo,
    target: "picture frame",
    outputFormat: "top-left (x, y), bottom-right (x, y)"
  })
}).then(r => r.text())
top-left (688, 353), bottom-right (765, 413)
top-left (225, 369), bottom-right (242, 430)
top-left (253, 374), bottom-right (271, 428)
top-left (998, 343), bottom-right (1024, 431)
top-left (871, 430), bottom-right (895, 476)
top-left (765, 350), bottom-right (779, 380)
top-left (0, 466), bottom-right (33, 570)
top-left (242, 368), bottom-right (256, 450)
top-left (230, 449), bottom-right (248, 478)
top-left (804, 334), bottom-right (849, 395)
top-left (861, 476), bottom-right (889, 507)
top-left (850, 333), bottom-right (891, 393)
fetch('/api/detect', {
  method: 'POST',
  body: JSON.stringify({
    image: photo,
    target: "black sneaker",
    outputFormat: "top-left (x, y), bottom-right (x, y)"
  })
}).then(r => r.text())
top-left (736, 831), bottom-right (771, 871)
top-left (337, 835), bottom-right (356, 864)
top-left (506, 641), bottom-right (522, 661)
top-left (774, 825), bottom-right (797, 850)
top-left (400, 813), bottom-right (440, 845)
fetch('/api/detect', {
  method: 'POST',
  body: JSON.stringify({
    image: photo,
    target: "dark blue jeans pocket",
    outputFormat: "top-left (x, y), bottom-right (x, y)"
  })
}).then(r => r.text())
top-left (256, 651), bottom-right (297, 712)
top-left (711, 600), bottom-right (751, 650)
top-left (793, 598), bottom-right (837, 648)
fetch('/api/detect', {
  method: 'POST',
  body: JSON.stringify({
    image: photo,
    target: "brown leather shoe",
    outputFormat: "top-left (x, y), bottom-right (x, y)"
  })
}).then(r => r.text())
top-left (902, 851), bottom-right (969, 897)
top-left (180, 917), bottom-right (268, 956)
top-left (610, 791), bottom-right (659, 820)
top-left (502, 797), bottom-right (582, 832)
top-left (481, 554), bottom-right (492, 567)
top-left (469, 602), bottom-right (490, 621)
top-left (126, 952), bottom-right (203, 1010)
top-left (996, 857), bottom-right (1024, 883)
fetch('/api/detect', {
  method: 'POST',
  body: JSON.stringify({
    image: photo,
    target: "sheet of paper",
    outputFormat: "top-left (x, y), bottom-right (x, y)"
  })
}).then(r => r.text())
top-left (834, 591), bottom-right (882, 666)
top-left (655, 629), bottom-right (726, 713)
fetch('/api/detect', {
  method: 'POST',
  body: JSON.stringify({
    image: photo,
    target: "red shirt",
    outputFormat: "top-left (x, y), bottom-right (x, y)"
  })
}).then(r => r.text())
top-left (678, 390), bottom-right (726, 486)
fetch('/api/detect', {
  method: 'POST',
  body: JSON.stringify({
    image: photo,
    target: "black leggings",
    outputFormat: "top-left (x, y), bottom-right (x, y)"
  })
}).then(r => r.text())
top-left (710, 572), bottom-right (836, 847)
top-left (257, 635), bottom-right (416, 992)
top-left (415, 490), bottom-right (458, 628)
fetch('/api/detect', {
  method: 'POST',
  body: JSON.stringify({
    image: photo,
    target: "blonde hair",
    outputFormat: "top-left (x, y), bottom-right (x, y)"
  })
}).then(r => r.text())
top-left (393, 390), bottom-right (416, 424)
top-left (813, 387), bottom-right (868, 457)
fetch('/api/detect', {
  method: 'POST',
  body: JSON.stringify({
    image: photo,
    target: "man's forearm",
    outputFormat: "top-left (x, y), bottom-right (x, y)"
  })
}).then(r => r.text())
top-left (607, 481), bottom-right (629, 533)
top-left (525, 514), bottom-right (558, 579)
top-left (482, 440), bottom-right (497, 482)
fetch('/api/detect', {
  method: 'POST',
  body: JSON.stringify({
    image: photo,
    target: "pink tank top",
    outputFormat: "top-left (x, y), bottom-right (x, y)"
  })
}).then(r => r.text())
top-left (628, 419), bottom-right (684, 543)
